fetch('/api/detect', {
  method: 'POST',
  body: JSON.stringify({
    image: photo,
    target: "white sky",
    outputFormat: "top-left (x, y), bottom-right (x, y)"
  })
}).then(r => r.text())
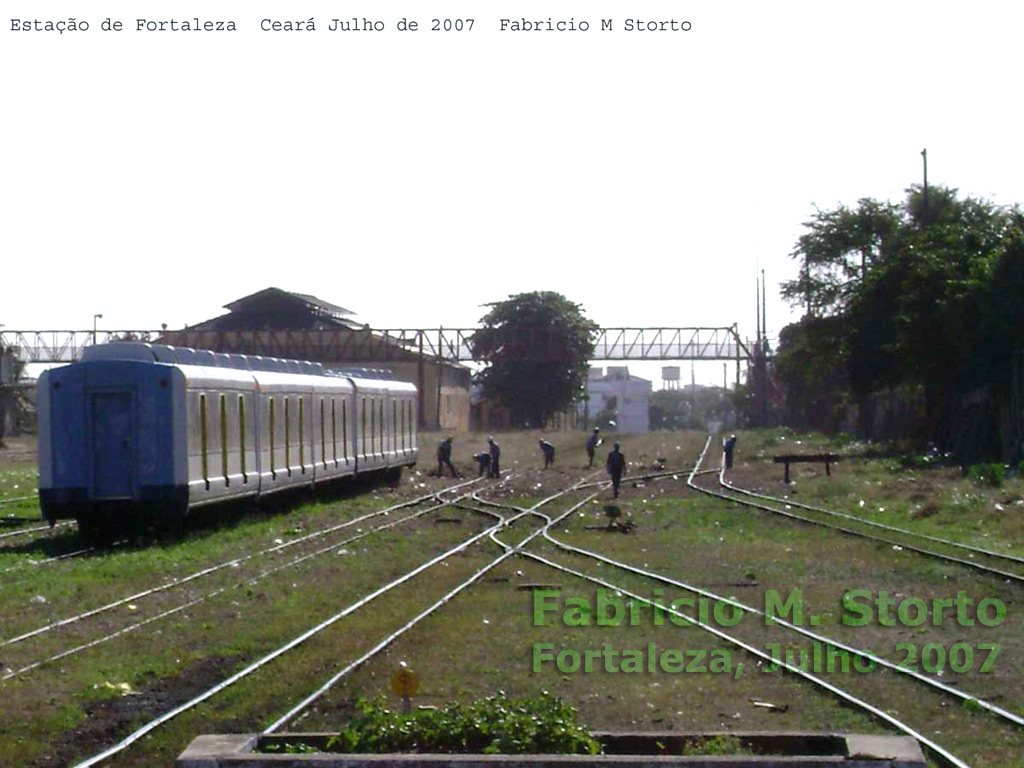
top-left (4, 1), bottom-right (1023, 385)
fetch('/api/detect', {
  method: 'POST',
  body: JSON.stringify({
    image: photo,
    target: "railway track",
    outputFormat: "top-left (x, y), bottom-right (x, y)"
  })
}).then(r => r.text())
top-left (412, 475), bottom-right (982, 767)
top-left (478, 455), bottom-right (1020, 767)
top-left (67, 476), bottom-right (599, 767)
top-left (0, 495), bottom-right (62, 549)
top-left (686, 440), bottom-right (1024, 585)
top-left (465, 460), bottom-right (1011, 767)
top-left (237, 468), bottom-right (1010, 766)
top-left (0, 494), bottom-right (40, 508)
top-left (12, 447), bottom-right (1017, 768)
top-left (0, 478), bottom-right (492, 680)
top-left (0, 520), bottom-right (69, 542)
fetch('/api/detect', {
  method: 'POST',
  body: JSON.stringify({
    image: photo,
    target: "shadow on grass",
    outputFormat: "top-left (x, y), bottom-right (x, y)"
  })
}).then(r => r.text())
top-left (1, 469), bottom-right (409, 555)
top-left (180, 470), bottom-right (405, 539)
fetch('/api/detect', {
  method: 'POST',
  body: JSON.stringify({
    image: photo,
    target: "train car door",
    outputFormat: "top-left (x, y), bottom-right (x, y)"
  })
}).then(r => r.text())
top-left (91, 392), bottom-right (135, 498)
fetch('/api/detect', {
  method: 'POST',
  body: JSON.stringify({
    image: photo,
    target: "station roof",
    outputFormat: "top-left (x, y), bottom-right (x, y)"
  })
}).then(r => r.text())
top-left (190, 287), bottom-right (363, 330)
top-left (224, 288), bottom-right (356, 321)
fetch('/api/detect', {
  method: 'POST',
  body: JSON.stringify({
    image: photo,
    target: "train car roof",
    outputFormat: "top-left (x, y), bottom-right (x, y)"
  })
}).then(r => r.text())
top-left (328, 367), bottom-right (398, 381)
top-left (251, 369), bottom-right (353, 393)
top-left (80, 343), bottom-right (412, 391)
top-left (81, 342), bottom-right (327, 374)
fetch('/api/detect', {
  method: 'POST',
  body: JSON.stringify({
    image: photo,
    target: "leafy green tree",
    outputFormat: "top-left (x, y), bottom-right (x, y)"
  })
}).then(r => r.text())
top-left (889, 189), bottom-right (1011, 441)
top-left (981, 216), bottom-right (1024, 395)
top-left (470, 292), bottom-right (597, 428)
top-left (773, 316), bottom-right (850, 432)
top-left (779, 183), bottom-right (1023, 451)
top-left (649, 386), bottom-right (731, 430)
top-left (781, 198), bottom-right (901, 317)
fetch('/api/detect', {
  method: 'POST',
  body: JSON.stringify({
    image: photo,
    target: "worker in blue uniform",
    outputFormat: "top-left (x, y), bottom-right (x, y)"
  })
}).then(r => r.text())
top-left (586, 428), bottom-right (601, 467)
top-left (723, 434), bottom-right (738, 469)
top-left (488, 437), bottom-right (501, 478)
top-left (476, 451), bottom-right (491, 477)
top-left (539, 439), bottom-right (555, 469)
top-left (606, 442), bottom-right (626, 498)
top-left (437, 436), bottom-right (457, 477)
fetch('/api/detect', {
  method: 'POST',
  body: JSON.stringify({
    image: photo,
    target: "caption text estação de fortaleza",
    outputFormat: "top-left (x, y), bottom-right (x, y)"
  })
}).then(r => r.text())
top-left (9, 17), bottom-right (692, 34)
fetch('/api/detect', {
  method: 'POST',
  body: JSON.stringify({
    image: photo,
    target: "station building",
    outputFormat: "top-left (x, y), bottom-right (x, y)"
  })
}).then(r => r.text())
top-left (162, 287), bottom-right (471, 431)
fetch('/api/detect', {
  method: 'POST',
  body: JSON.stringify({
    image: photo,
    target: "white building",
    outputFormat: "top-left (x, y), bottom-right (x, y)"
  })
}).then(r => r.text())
top-left (583, 366), bottom-right (651, 433)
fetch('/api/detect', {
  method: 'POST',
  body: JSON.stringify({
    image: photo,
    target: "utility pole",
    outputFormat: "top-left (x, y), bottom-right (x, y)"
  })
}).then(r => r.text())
top-left (761, 269), bottom-right (767, 352)
top-left (755, 272), bottom-right (761, 344)
top-left (921, 148), bottom-right (929, 224)
top-left (755, 270), bottom-right (769, 428)
top-left (436, 326), bottom-right (443, 430)
top-left (732, 323), bottom-right (740, 389)
top-left (803, 257), bottom-right (812, 317)
top-left (691, 359), bottom-right (696, 422)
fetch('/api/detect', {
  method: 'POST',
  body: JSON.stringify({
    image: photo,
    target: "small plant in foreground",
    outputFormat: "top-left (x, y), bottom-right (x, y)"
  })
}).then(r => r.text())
top-left (680, 734), bottom-right (750, 756)
top-left (325, 692), bottom-right (602, 755)
top-left (263, 742), bottom-right (320, 754)
top-left (967, 463), bottom-right (1005, 488)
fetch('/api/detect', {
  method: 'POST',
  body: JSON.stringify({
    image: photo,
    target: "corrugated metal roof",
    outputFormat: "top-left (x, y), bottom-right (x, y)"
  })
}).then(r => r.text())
top-left (224, 287), bottom-right (356, 319)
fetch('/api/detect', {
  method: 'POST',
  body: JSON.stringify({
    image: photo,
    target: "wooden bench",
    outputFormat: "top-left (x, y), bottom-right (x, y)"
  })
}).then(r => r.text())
top-left (773, 453), bottom-right (840, 483)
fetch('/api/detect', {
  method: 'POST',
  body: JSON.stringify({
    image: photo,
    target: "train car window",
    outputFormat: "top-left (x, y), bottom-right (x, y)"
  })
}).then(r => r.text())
top-left (200, 394), bottom-right (210, 490)
top-left (382, 399), bottom-right (388, 456)
top-left (374, 398), bottom-right (379, 456)
top-left (299, 397), bottom-right (306, 475)
top-left (269, 397), bottom-right (276, 480)
top-left (239, 395), bottom-right (248, 483)
top-left (220, 394), bottom-right (229, 486)
top-left (332, 399), bottom-right (339, 467)
top-left (342, 399), bottom-right (349, 463)
top-left (321, 399), bottom-right (327, 470)
top-left (362, 398), bottom-right (367, 459)
top-left (393, 400), bottom-right (399, 453)
top-left (399, 399), bottom-right (405, 451)
top-left (403, 399), bottom-right (411, 448)
top-left (285, 397), bottom-right (292, 477)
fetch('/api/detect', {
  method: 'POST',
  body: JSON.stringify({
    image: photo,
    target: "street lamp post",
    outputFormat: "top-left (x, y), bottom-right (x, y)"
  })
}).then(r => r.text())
top-left (93, 314), bottom-right (103, 345)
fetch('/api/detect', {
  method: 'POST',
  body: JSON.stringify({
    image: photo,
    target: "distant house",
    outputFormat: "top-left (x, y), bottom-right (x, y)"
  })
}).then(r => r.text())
top-left (163, 288), bottom-right (471, 431)
top-left (582, 366), bottom-right (651, 433)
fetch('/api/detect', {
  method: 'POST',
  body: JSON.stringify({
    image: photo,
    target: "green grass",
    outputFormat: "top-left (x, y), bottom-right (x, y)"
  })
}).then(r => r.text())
top-left (1, 430), bottom-right (1022, 768)
top-left (729, 429), bottom-right (1024, 560)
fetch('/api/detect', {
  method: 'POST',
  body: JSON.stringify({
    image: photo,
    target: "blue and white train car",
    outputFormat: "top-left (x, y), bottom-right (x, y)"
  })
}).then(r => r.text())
top-left (37, 343), bottom-right (418, 538)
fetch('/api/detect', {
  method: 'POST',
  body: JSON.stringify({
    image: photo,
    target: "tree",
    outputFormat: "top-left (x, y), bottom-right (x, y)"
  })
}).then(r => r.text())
top-left (773, 315), bottom-right (850, 432)
top-left (470, 292), bottom-right (597, 428)
top-left (778, 183), bottom-right (1023, 452)
top-left (649, 387), bottom-right (731, 430)
top-left (0, 342), bottom-right (26, 448)
top-left (781, 199), bottom-right (901, 317)
top-left (981, 216), bottom-right (1024, 395)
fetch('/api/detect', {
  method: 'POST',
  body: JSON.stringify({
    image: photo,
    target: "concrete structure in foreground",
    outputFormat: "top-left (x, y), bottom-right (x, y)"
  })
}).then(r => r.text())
top-left (176, 731), bottom-right (927, 768)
